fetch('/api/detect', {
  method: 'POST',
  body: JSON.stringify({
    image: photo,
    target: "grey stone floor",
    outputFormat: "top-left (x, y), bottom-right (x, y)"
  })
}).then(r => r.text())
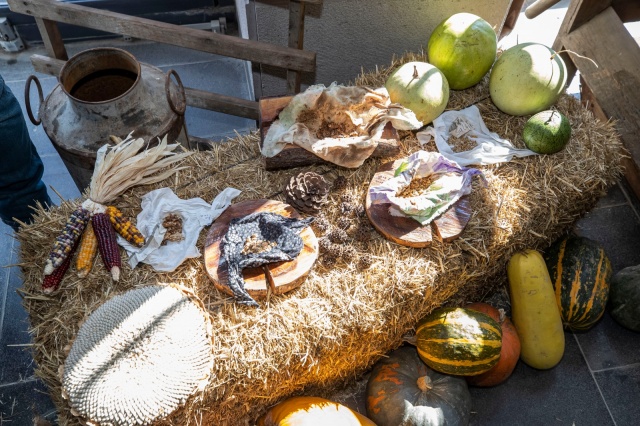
top-left (2, 1), bottom-right (640, 425)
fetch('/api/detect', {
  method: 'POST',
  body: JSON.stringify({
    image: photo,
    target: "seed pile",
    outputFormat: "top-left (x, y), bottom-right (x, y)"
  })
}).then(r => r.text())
top-left (397, 176), bottom-right (436, 198)
top-left (162, 213), bottom-right (184, 245)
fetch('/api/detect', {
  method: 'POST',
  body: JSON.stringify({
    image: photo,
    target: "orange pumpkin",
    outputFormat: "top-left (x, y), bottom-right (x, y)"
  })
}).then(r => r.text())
top-left (257, 396), bottom-right (376, 426)
top-left (465, 302), bottom-right (521, 387)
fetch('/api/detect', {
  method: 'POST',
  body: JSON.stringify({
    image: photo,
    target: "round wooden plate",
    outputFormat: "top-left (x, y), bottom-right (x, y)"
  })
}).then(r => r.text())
top-left (204, 199), bottom-right (318, 300)
top-left (365, 159), bottom-right (473, 248)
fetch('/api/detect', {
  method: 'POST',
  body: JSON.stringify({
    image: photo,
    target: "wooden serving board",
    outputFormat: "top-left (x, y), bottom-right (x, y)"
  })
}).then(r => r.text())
top-left (204, 199), bottom-right (318, 300)
top-left (259, 95), bottom-right (401, 170)
top-left (365, 160), bottom-right (472, 248)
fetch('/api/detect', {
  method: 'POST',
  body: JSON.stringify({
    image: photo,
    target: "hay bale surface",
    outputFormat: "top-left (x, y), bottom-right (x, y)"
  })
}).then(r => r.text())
top-left (17, 53), bottom-right (624, 425)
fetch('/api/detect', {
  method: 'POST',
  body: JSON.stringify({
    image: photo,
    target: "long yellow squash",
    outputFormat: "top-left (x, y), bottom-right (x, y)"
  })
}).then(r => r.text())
top-left (507, 250), bottom-right (565, 369)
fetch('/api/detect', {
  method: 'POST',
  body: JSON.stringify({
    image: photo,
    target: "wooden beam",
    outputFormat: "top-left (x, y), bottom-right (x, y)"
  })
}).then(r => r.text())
top-left (34, 18), bottom-right (68, 60)
top-left (287, 0), bottom-right (306, 94)
top-left (29, 54), bottom-right (260, 120)
top-left (185, 88), bottom-right (259, 120)
top-left (7, 0), bottom-right (316, 72)
top-left (612, 0), bottom-right (640, 22)
top-left (562, 7), bottom-right (640, 199)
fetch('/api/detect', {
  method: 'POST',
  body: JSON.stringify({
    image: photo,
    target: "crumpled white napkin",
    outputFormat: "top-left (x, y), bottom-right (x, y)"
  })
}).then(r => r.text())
top-left (118, 187), bottom-right (240, 272)
top-left (417, 105), bottom-right (538, 166)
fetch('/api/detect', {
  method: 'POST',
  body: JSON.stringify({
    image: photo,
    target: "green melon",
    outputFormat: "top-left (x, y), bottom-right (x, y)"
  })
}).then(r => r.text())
top-left (428, 13), bottom-right (497, 90)
top-left (415, 307), bottom-right (502, 376)
top-left (385, 61), bottom-right (449, 125)
top-left (523, 110), bottom-right (572, 154)
top-left (609, 265), bottom-right (640, 332)
top-left (489, 43), bottom-right (567, 116)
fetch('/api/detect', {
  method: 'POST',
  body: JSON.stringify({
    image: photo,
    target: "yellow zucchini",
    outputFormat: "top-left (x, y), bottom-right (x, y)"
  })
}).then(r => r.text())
top-left (507, 249), bottom-right (565, 369)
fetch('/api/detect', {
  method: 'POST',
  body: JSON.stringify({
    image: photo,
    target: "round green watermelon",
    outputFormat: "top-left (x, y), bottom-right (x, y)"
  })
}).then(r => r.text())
top-left (523, 110), bottom-right (571, 154)
top-left (427, 13), bottom-right (497, 90)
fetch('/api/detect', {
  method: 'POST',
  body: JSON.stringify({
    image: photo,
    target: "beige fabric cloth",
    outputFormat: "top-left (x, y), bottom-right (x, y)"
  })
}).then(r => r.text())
top-left (262, 83), bottom-right (423, 168)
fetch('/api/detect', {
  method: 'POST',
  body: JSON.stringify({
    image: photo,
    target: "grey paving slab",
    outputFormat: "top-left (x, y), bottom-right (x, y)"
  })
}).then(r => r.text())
top-left (0, 379), bottom-right (57, 424)
top-left (595, 181), bottom-right (628, 209)
top-left (574, 204), bottom-right (640, 274)
top-left (0, 262), bottom-right (37, 384)
top-left (468, 332), bottom-right (613, 426)
top-left (575, 311), bottom-right (640, 372)
top-left (594, 364), bottom-right (640, 426)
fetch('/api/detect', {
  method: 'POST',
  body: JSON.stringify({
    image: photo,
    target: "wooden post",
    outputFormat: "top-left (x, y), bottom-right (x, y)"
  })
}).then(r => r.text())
top-left (34, 18), bottom-right (68, 60)
top-left (287, 0), bottom-right (306, 94)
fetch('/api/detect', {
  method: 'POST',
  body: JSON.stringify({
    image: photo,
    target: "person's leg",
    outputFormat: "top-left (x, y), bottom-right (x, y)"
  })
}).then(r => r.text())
top-left (0, 74), bottom-right (52, 230)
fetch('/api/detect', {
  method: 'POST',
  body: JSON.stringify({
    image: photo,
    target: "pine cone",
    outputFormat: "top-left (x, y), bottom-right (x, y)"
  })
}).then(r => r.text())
top-left (285, 172), bottom-right (330, 214)
top-left (332, 176), bottom-right (348, 191)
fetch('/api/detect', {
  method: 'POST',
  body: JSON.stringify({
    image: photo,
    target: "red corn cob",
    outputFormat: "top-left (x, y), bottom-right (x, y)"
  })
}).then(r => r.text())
top-left (44, 206), bottom-right (90, 275)
top-left (42, 239), bottom-right (79, 294)
top-left (92, 212), bottom-right (121, 281)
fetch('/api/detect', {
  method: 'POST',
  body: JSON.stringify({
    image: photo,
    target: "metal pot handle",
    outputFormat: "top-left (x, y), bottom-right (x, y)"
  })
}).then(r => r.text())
top-left (165, 69), bottom-right (187, 116)
top-left (24, 75), bottom-right (44, 126)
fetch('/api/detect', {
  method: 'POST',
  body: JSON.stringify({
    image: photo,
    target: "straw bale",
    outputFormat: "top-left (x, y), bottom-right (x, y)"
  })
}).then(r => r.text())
top-left (16, 52), bottom-right (624, 425)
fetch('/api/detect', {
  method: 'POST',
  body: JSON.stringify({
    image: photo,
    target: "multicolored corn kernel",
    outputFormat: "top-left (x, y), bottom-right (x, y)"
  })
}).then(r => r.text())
top-left (42, 239), bottom-right (79, 294)
top-left (92, 212), bottom-right (122, 281)
top-left (44, 206), bottom-right (90, 275)
top-left (106, 206), bottom-right (145, 248)
top-left (76, 220), bottom-right (98, 278)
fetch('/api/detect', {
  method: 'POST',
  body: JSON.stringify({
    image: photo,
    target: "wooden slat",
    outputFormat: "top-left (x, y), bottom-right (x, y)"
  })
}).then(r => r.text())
top-left (8, 0), bottom-right (315, 72)
top-left (287, 0), bottom-right (306, 94)
top-left (612, 0), bottom-right (640, 22)
top-left (562, 7), bottom-right (640, 198)
top-left (29, 54), bottom-right (259, 120)
top-left (552, 0), bottom-right (613, 83)
top-left (34, 18), bottom-right (68, 60)
top-left (185, 87), bottom-right (259, 120)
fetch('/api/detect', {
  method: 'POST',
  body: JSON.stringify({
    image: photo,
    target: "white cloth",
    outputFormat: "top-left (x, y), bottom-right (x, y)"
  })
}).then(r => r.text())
top-left (119, 187), bottom-right (240, 272)
top-left (262, 83), bottom-right (423, 168)
top-left (417, 105), bottom-right (538, 166)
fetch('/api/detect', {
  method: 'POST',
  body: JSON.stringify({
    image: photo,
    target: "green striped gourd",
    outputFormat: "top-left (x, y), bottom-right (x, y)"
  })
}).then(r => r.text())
top-left (415, 307), bottom-right (502, 376)
top-left (544, 235), bottom-right (612, 331)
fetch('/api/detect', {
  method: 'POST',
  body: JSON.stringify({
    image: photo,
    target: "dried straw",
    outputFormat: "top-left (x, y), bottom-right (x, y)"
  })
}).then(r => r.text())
top-left (16, 52), bottom-right (624, 425)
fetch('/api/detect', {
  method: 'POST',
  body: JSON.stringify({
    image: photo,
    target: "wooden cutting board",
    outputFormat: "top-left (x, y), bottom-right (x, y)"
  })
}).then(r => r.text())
top-left (365, 160), bottom-right (473, 248)
top-left (204, 199), bottom-right (318, 300)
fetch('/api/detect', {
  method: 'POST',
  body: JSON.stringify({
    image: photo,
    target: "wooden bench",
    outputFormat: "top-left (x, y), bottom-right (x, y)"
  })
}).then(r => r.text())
top-left (7, 0), bottom-right (322, 121)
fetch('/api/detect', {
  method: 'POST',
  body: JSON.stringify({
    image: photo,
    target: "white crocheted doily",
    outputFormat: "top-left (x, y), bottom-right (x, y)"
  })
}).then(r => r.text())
top-left (62, 285), bottom-right (212, 425)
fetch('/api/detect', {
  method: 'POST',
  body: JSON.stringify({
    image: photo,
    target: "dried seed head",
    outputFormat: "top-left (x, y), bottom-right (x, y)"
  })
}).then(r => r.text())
top-left (311, 216), bottom-right (331, 235)
top-left (340, 202), bottom-right (355, 215)
top-left (332, 176), bottom-right (348, 191)
top-left (341, 194), bottom-right (355, 204)
top-left (336, 217), bottom-right (351, 230)
top-left (354, 225), bottom-right (372, 243)
top-left (318, 237), bottom-right (332, 251)
top-left (358, 254), bottom-right (374, 270)
top-left (355, 204), bottom-right (366, 218)
top-left (325, 243), bottom-right (344, 259)
top-left (342, 245), bottom-right (357, 260)
top-left (328, 228), bottom-right (349, 244)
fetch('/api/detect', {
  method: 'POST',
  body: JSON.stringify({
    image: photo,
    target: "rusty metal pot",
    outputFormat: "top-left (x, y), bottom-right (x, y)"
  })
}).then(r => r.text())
top-left (25, 47), bottom-right (189, 191)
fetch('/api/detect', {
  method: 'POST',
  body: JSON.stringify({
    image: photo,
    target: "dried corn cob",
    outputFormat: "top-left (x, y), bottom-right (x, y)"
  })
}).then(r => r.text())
top-left (76, 220), bottom-right (98, 278)
top-left (106, 206), bottom-right (145, 248)
top-left (42, 239), bottom-right (79, 294)
top-left (92, 212), bottom-right (121, 281)
top-left (44, 206), bottom-right (90, 275)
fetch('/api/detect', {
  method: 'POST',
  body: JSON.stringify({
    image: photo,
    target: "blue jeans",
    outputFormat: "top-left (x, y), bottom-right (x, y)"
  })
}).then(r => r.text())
top-left (0, 74), bottom-right (51, 230)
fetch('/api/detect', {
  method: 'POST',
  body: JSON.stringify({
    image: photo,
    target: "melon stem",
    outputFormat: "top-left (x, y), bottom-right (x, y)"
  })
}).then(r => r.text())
top-left (412, 65), bottom-right (419, 79)
top-left (416, 375), bottom-right (433, 392)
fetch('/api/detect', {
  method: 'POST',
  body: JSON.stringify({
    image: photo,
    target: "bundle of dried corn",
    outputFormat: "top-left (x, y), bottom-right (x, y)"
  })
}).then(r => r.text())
top-left (42, 134), bottom-right (191, 291)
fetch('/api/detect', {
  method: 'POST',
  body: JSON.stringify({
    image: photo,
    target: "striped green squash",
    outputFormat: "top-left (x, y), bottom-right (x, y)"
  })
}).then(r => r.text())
top-left (544, 236), bottom-right (612, 331)
top-left (415, 307), bottom-right (502, 376)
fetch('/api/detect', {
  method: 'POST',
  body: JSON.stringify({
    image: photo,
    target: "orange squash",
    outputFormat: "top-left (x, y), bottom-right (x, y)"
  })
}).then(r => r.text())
top-left (257, 396), bottom-right (376, 426)
top-left (465, 302), bottom-right (521, 387)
